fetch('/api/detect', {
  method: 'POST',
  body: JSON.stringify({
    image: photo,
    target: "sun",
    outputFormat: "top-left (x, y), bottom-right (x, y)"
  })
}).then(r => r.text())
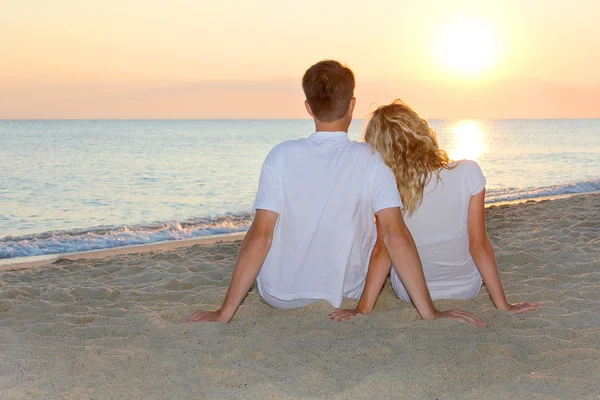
top-left (437, 18), bottom-right (500, 78)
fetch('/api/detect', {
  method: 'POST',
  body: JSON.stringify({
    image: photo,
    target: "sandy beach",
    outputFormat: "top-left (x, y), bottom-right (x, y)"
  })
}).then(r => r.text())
top-left (1, 194), bottom-right (599, 399)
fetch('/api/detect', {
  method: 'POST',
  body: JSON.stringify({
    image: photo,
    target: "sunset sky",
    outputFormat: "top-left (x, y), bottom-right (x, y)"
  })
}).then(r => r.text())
top-left (1, 0), bottom-right (599, 119)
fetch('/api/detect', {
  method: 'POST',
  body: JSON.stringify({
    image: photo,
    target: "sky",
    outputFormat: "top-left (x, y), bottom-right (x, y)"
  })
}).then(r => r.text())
top-left (1, 0), bottom-right (599, 119)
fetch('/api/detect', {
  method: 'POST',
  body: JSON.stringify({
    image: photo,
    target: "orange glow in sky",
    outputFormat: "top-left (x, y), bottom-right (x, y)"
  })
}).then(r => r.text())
top-left (1, 0), bottom-right (599, 119)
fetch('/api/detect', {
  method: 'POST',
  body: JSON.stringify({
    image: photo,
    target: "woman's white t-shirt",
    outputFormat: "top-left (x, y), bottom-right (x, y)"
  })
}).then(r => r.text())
top-left (390, 160), bottom-right (486, 301)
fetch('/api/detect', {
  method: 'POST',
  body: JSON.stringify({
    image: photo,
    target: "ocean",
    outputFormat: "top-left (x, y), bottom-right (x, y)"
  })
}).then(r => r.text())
top-left (1, 119), bottom-right (599, 260)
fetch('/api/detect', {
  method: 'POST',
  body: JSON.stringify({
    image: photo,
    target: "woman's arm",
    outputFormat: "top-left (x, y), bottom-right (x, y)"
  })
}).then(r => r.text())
top-left (468, 190), bottom-right (537, 314)
top-left (329, 216), bottom-right (392, 321)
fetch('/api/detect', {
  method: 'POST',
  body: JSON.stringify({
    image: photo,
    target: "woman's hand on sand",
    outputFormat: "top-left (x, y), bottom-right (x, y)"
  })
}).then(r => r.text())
top-left (433, 309), bottom-right (487, 327)
top-left (505, 302), bottom-right (539, 314)
top-left (180, 310), bottom-right (229, 323)
top-left (328, 308), bottom-right (360, 322)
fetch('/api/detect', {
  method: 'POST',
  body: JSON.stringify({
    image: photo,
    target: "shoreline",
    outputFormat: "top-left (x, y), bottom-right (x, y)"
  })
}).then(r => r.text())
top-left (2, 191), bottom-right (598, 272)
top-left (0, 232), bottom-right (246, 272)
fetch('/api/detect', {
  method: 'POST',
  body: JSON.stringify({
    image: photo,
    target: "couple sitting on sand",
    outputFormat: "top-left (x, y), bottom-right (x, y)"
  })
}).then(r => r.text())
top-left (182, 60), bottom-right (537, 325)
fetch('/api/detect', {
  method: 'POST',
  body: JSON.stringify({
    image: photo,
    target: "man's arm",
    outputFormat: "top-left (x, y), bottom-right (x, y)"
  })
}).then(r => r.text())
top-left (377, 207), bottom-right (487, 326)
top-left (329, 216), bottom-right (392, 321)
top-left (180, 209), bottom-right (278, 323)
top-left (468, 190), bottom-right (538, 314)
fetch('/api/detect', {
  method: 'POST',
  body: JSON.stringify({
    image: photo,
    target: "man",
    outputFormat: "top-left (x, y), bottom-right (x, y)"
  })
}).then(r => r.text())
top-left (182, 60), bottom-right (485, 326)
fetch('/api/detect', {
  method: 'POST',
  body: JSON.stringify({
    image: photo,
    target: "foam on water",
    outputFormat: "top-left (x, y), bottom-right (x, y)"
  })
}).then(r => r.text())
top-left (486, 178), bottom-right (600, 204)
top-left (0, 214), bottom-right (252, 259)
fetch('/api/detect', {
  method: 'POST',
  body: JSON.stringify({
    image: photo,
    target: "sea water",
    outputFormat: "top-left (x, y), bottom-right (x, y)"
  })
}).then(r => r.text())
top-left (1, 119), bottom-right (599, 259)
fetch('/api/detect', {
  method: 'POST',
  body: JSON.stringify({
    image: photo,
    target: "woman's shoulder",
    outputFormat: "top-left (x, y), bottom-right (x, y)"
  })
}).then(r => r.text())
top-left (447, 159), bottom-right (486, 194)
top-left (450, 159), bottom-right (481, 169)
top-left (447, 159), bottom-right (483, 176)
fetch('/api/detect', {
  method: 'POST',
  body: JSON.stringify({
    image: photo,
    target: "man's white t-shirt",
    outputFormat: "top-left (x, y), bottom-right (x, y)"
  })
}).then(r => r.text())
top-left (253, 131), bottom-right (402, 308)
top-left (390, 160), bottom-right (487, 301)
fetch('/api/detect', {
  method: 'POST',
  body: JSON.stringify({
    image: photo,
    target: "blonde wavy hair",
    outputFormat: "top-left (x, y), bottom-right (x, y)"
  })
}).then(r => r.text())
top-left (364, 99), bottom-right (454, 215)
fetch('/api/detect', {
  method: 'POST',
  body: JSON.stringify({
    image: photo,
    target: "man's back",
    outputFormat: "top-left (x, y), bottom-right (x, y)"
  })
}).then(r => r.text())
top-left (253, 131), bottom-right (401, 307)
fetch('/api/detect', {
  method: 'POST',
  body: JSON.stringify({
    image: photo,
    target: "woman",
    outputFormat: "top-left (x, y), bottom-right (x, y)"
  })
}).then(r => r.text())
top-left (329, 100), bottom-right (537, 322)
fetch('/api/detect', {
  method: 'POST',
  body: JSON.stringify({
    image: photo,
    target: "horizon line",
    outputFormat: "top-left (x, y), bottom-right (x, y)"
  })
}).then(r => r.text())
top-left (2, 117), bottom-right (600, 121)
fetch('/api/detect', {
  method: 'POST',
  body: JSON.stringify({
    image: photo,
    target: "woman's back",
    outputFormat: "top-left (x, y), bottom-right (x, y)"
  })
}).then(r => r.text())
top-left (390, 159), bottom-right (487, 301)
top-left (356, 99), bottom-right (537, 317)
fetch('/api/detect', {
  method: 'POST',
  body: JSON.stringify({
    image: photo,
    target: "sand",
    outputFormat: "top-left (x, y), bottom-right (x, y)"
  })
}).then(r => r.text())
top-left (0, 194), bottom-right (599, 399)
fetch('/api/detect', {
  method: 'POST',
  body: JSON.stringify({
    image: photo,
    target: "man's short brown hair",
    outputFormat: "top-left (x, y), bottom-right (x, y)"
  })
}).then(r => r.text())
top-left (302, 60), bottom-right (355, 122)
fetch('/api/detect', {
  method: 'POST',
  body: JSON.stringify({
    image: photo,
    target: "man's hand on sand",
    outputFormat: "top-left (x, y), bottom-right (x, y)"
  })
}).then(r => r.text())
top-left (433, 309), bottom-right (487, 327)
top-left (328, 308), bottom-right (360, 322)
top-left (180, 310), bottom-right (228, 324)
top-left (505, 302), bottom-right (539, 314)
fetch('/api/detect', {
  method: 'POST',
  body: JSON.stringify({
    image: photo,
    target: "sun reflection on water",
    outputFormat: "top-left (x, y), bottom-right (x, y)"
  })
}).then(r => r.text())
top-left (448, 120), bottom-right (487, 161)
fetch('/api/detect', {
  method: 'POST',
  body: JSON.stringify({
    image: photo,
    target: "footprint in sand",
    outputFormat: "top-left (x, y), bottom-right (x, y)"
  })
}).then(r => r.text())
top-left (69, 315), bottom-right (96, 324)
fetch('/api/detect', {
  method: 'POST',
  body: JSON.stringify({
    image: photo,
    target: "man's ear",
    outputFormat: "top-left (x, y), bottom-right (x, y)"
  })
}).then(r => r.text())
top-left (348, 97), bottom-right (356, 117)
top-left (305, 100), bottom-right (315, 118)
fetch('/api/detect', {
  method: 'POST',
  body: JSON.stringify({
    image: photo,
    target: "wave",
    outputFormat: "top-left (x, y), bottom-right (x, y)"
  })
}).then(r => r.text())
top-left (485, 178), bottom-right (600, 204)
top-left (2, 178), bottom-right (599, 260)
top-left (0, 213), bottom-right (253, 259)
